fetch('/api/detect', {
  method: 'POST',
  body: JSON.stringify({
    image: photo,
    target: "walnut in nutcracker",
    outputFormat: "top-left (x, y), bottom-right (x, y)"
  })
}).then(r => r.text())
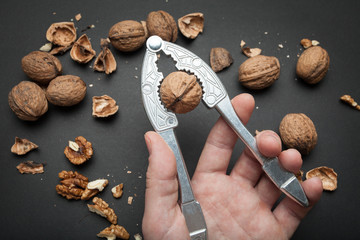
top-left (160, 71), bottom-right (202, 114)
top-left (147, 10), bottom-right (178, 42)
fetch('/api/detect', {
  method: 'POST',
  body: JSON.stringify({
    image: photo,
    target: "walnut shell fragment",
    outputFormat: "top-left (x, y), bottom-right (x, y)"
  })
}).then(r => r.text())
top-left (92, 95), bottom-right (119, 117)
top-left (238, 55), bottom-right (280, 90)
top-left (111, 183), bottom-right (124, 199)
top-left (94, 39), bottom-right (117, 74)
top-left (147, 10), bottom-right (178, 42)
top-left (64, 136), bottom-right (93, 165)
top-left (178, 13), bottom-right (204, 39)
top-left (210, 47), bottom-right (233, 72)
top-left (46, 22), bottom-right (77, 54)
top-left (16, 161), bottom-right (44, 174)
top-left (279, 113), bottom-right (318, 155)
top-left (306, 166), bottom-right (338, 191)
top-left (81, 179), bottom-right (109, 200)
top-left (8, 81), bottom-right (48, 121)
top-left (56, 170), bottom-right (89, 200)
top-left (11, 137), bottom-right (38, 155)
top-left (160, 71), bottom-right (202, 114)
top-left (97, 224), bottom-right (130, 240)
top-left (88, 197), bottom-right (117, 224)
top-left (242, 47), bottom-right (262, 58)
top-left (21, 51), bottom-right (62, 84)
top-left (300, 38), bottom-right (312, 49)
top-left (46, 75), bottom-right (86, 107)
top-left (70, 34), bottom-right (96, 63)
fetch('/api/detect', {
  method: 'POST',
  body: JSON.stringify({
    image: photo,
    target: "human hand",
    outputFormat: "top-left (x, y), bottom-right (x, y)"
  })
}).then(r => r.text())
top-left (142, 93), bottom-right (323, 240)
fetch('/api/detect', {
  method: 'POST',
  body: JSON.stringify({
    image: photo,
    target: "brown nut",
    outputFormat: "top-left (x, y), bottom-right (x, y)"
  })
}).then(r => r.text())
top-left (210, 47), bottom-right (233, 72)
top-left (21, 51), bottom-right (62, 84)
top-left (70, 34), bottom-right (96, 63)
top-left (306, 166), bottom-right (337, 191)
top-left (160, 71), bottom-right (202, 114)
top-left (16, 161), bottom-right (44, 174)
top-left (108, 20), bottom-right (147, 52)
top-left (8, 81), bottom-right (48, 121)
top-left (46, 75), bottom-right (86, 106)
top-left (94, 39), bottom-right (117, 74)
top-left (46, 22), bottom-right (77, 48)
top-left (81, 179), bottom-right (109, 200)
top-left (97, 224), bottom-right (130, 240)
top-left (56, 170), bottom-right (89, 200)
top-left (300, 38), bottom-right (312, 49)
top-left (64, 136), bottom-right (93, 165)
top-left (238, 55), bottom-right (280, 90)
top-left (111, 183), bottom-right (124, 199)
top-left (178, 13), bottom-right (204, 39)
top-left (296, 46), bottom-right (330, 84)
top-left (11, 137), bottom-right (38, 155)
top-left (279, 113), bottom-right (318, 155)
top-left (88, 197), bottom-right (117, 224)
top-left (146, 10), bottom-right (178, 42)
top-left (92, 95), bottom-right (119, 117)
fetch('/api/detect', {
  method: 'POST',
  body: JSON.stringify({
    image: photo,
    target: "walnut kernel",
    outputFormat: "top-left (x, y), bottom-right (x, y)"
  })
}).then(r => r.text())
top-left (210, 47), bottom-right (233, 72)
top-left (16, 161), bottom-right (44, 174)
top-left (111, 183), bottom-right (124, 199)
top-left (88, 197), bottom-right (117, 224)
top-left (70, 34), bottom-right (96, 63)
top-left (97, 224), bottom-right (130, 240)
top-left (64, 136), bottom-right (93, 165)
top-left (82, 179), bottom-right (109, 200)
top-left (340, 95), bottom-right (360, 111)
top-left (56, 170), bottom-right (89, 200)
top-left (306, 166), bottom-right (337, 191)
top-left (178, 13), bottom-right (204, 39)
top-left (11, 137), bottom-right (38, 155)
top-left (147, 10), bottom-right (178, 42)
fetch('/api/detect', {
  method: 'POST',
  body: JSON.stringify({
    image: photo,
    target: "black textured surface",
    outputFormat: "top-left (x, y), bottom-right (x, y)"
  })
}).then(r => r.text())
top-left (0, 0), bottom-right (359, 239)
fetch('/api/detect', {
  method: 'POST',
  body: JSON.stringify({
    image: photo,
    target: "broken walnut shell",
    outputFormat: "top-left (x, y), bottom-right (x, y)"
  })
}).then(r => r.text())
top-left (306, 166), bottom-right (337, 191)
top-left (8, 81), bottom-right (48, 121)
top-left (16, 161), bottom-right (44, 174)
top-left (147, 10), bottom-right (178, 42)
top-left (210, 47), bottom-right (233, 72)
top-left (279, 113), bottom-right (318, 155)
top-left (46, 22), bottom-right (77, 47)
top-left (296, 46), bottom-right (330, 84)
top-left (11, 137), bottom-right (38, 155)
top-left (70, 34), bottom-right (96, 63)
top-left (178, 12), bottom-right (204, 39)
top-left (300, 38), bottom-right (313, 49)
top-left (108, 20), bottom-right (147, 52)
top-left (64, 136), bottom-right (93, 165)
top-left (46, 75), bottom-right (86, 107)
top-left (160, 71), bottom-right (202, 114)
top-left (21, 51), bottom-right (62, 84)
top-left (88, 197), bottom-right (117, 224)
top-left (97, 224), bottom-right (130, 240)
top-left (238, 55), bottom-right (280, 90)
top-left (94, 39), bottom-right (117, 74)
top-left (92, 95), bottom-right (119, 117)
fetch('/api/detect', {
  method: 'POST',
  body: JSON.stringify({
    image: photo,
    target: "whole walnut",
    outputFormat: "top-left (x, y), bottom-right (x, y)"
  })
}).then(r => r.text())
top-left (46, 75), bottom-right (86, 106)
top-left (8, 81), bottom-right (48, 121)
top-left (279, 113), bottom-right (318, 155)
top-left (21, 51), bottom-right (62, 84)
top-left (296, 46), bottom-right (330, 84)
top-left (160, 71), bottom-right (202, 114)
top-left (238, 55), bottom-right (280, 90)
top-left (147, 10), bottom-right (178, 42)
top-left (108, 20), bottom-right (147, 52)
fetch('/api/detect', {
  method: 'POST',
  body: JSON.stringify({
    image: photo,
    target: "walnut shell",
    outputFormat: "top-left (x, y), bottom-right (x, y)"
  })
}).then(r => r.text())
top-left (11, 137), bottom-right (38, 155)
top-left (108, 20), bottom-right (146, 52)
top-left (178, 13), bottom-right (204, 39)
top-left (147, 10), bottom-right (178, 42)
top-left (238, 55), bottom-right (280, 90)
top-left (94, 39), bottom-right (117, 74)
top-left (46, 75), bottom-right (86, 107)
top-left (210, 47), bottom-right (233, 72)
top-left (46, 22), bottom-right (77, 47)
top-left (21, 51), bottom-right (62, 84)
top-left (306, 166), bottom-right (337, 191)
top-left (8, 81), bottom-right (48, 121)
top-left (279, 113), bottom-right (318, 155)
top-left (296, 46), bottom-right (330, 84)
top-left (160, 71), bottom-right (202, 114)
top-left (92, 95), bottom-right (119, 117)
top-left (70, 34), bottom-right (96, 63)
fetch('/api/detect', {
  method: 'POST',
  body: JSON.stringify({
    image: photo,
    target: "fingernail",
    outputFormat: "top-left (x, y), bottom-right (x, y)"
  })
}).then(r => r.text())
top-left (144, 132), bottom-right (152, 155)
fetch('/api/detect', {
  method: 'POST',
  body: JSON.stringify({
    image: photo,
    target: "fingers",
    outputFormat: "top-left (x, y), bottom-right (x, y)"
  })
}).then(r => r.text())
top-left (194, 93), bottom-right (255, 176)
top-left (273, 177), bottom-right (323, 238)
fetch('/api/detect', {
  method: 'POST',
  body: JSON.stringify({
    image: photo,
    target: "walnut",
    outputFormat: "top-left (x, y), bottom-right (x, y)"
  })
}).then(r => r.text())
top-left (92, 95), bottom-right (119, 117)
top-left (21, 51), bottom-right (62, 84)
top-left (160, 71), bottom-right (202, 114)
top-left (340, 95), bottom-right (360, 111)
top-left (210, 47), bottom-right (233, 72)
top-left (16, 161), bottom-right (44, 174)
top-left (70, 34), bottom-right (96, 63)
top-left (46, 75), bottom-right (86, 106)
top-left (306, 166), bottom-right (337, 191)
top-left (56, 170), bottom-right (89, 200)
top-left (97, 224), bottom-right (130, 240)
top-left (8, 81), bottom-right (48, 121)
top-left (238, 55), bottom-right (280, 90)
top-left (81, 179), bottom-right (109, 200)
top-left (46, 22), bottom-right (77, 54)
top-left (88, 197), bottom-right (117, 224)
top-left (11, 137), bottom-right (38, 155)
top-left (296, 46), bottom-right (330, 84)
top-left (279, 113), bottom-right (318, 155)
top-left (64, 136), bottom-right (93, 165)
top-left (111, 183), bottom-right (124, 199)
top-left (108, 20), bottom-right (147, 52)
top-left (178, 13), bottom-right (204, 39)
top-left (94, 39), bottom-right (117, 74)
top-left (146, 10), bottom-right (178, 42)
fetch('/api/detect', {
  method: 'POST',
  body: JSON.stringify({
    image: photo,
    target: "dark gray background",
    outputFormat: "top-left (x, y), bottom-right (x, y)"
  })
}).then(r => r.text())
top-left (0, 0), bottom-right (359, 239)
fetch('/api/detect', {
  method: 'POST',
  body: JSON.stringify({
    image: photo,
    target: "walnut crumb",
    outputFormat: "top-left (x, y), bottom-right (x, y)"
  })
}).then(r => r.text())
top-left (127, 196), bottom-right (133, 205)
